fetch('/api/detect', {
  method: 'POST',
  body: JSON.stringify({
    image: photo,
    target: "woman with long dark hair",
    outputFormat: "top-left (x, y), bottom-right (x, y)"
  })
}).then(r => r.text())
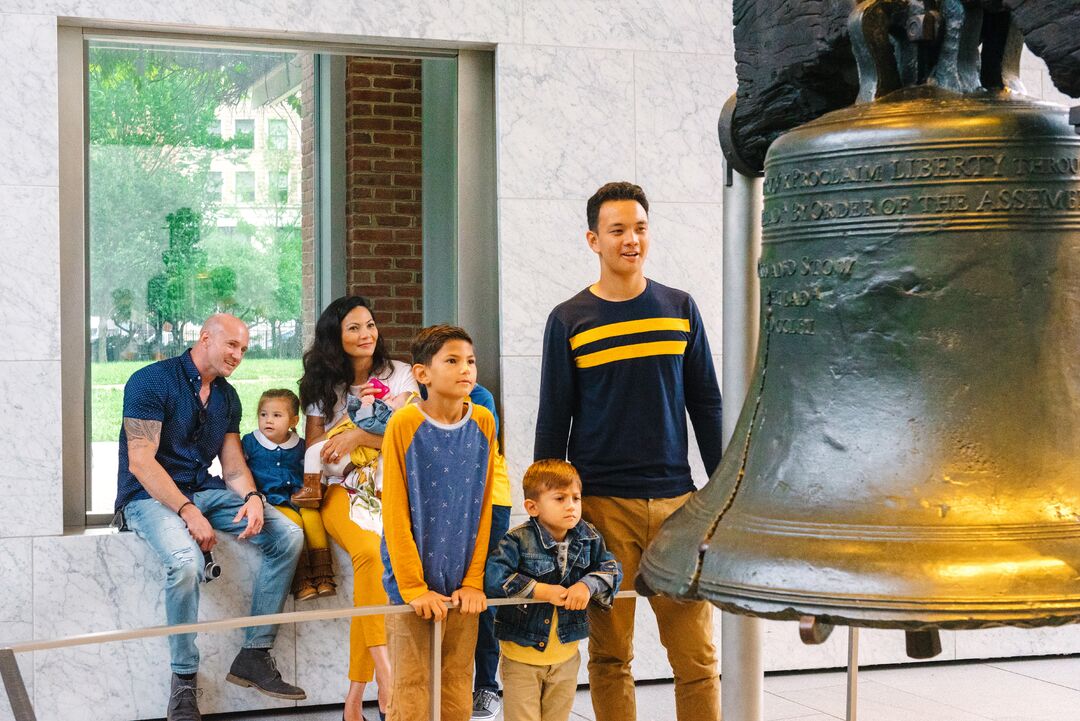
top-left (300, 295), bottom-right (418, 721)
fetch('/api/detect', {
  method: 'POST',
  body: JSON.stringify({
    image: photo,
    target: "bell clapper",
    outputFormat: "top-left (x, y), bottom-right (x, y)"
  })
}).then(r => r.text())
top-left (905, 630), bottom-right (943, 659)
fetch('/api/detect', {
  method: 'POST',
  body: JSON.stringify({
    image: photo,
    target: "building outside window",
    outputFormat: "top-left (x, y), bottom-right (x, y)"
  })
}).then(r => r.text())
top-left (207, 171), bottom-right (223, 201)
top-left (267, 117), bottom-right (288, 150)
top-left (85, 41), bottom-right (313, 516)
top-left (234, 117), bottom-right (255, 148)
top-left (235, 170), bottom-right (256, 203)
top-left (270, 170), bottom-right (290, 203)
top-left (208, 118), bottom-right (223, 147)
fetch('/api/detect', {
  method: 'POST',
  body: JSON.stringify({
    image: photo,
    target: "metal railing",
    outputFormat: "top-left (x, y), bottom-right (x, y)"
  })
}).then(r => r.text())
top-left (0, 591), bottom-right (640, 721)
top-left (0, 592), bottom-right (865, 721)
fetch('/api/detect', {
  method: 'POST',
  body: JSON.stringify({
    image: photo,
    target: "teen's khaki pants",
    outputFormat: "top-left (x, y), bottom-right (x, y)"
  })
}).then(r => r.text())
top-left (582, 494), bottom-right (720, 721)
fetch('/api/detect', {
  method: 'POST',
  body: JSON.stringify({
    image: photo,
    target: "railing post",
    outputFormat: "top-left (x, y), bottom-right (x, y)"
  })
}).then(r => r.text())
top-left (430, 616), bottom-right (443, 721)
top-left (846, 627), bottom-right (859, 721)
top-left (0, 649), bottom-right (36, 721)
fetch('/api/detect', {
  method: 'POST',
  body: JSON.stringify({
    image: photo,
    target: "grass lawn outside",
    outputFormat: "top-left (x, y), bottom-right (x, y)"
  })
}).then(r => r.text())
top-left (91, 358), bottom-right (304, 442)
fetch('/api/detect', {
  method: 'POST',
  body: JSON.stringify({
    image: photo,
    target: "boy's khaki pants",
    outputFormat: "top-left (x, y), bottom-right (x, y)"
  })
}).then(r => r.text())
top-left (386, 610), bottom-right (479, 721)
top-left (500, 652), bottom-right (580, 721)
top-left (582, 494), bottom-right (720, 721)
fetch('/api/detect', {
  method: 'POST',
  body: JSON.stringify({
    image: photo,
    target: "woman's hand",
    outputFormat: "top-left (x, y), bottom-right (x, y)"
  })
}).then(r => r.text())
top-left (320, 428), bottom-right (367, 463)
top-left (354, 381), bottom-right (378, 399)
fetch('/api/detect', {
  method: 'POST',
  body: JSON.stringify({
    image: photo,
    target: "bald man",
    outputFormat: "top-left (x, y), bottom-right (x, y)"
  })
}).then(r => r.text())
top-left (115, 315), bottom-right (306, 721)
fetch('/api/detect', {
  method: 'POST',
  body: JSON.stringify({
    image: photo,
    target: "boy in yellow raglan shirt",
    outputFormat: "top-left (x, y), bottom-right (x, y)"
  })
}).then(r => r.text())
top-left (381, 324), bottom-right (497, 721)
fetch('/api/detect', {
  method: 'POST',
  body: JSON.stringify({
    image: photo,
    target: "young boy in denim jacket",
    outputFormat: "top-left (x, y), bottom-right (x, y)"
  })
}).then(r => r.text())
top-left (381, 325), bottom-right (496, 721)
top-left (485, 459), bottom-right (621, 721)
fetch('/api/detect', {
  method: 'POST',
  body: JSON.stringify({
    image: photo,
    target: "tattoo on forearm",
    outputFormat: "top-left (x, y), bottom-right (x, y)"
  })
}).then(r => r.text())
top-left (125, 418), bottom-right (161, 449)
top-left (223, 468), bottom-right (244, 483)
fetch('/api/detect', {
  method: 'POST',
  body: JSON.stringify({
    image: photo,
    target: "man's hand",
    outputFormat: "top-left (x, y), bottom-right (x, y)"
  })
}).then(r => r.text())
top-left (180, 504), bottom-right (217, 551)
top-left (234, 496), bottom-right (265, 540)
top-left (563, 582), bottom-right (592, 611)
top-left (410, 590), bottom-right (452, 621)
top-left (532, 583), bottom-right (568, 607)
top-left (452, 586), bottom-right (488, 615)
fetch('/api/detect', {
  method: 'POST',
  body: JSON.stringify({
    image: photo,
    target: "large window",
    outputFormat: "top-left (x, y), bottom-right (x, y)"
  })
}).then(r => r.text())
top-left (61, 33), bottom-right (497, 527)
top-left (84, 41), bottom-right (315, 515)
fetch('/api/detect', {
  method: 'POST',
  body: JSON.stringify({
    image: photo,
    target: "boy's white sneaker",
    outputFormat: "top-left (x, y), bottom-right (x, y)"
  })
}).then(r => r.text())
top-left (471, 688), bottom-right (501, 720)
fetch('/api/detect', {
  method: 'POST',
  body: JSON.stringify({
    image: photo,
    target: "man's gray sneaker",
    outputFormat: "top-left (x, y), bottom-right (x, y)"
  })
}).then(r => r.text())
top-left (471, 688), bottom-right (500, 720)
top-left (166, 673), bottom-right (202, 721)
top-left (225, 648), bottom-right (307, 700)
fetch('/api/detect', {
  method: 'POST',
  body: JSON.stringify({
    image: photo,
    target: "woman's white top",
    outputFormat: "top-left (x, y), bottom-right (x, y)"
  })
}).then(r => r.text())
top-left (304, 359), bottom-right (418, 426)
top-left (304, 359), bottom-right (418, 534)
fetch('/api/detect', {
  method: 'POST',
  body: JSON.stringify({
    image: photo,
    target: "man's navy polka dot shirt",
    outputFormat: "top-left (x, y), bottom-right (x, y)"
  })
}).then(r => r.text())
top-left (114, 349), bottom-right (242, 512)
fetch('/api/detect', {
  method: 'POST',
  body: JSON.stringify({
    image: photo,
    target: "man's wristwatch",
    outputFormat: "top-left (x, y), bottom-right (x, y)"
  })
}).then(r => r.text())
top-left (243, 491), bottom-right (266, 505)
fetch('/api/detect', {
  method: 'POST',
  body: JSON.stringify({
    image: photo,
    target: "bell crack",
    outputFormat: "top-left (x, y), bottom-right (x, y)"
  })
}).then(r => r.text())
top-left (688, 327), bottom-right (774, 594)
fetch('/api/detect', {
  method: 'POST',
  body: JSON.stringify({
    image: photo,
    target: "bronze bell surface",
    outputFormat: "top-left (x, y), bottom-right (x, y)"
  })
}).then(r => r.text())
top-left (638, 0), bottom-right (1080, 633)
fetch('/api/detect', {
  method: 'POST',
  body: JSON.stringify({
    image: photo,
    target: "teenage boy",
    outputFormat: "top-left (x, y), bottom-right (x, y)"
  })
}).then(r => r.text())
top-left (485, 459), bottom-right (621, 721)
top-left (381, 324), bottom-right (497, 721)
top-left (534, 182), bottom-right (724, 721)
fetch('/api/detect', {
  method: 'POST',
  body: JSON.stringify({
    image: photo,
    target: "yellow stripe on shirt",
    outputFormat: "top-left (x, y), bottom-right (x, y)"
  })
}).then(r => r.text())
top-left (575, 340), bottom-right (688, 369)
top-left (568, 317), bottom-right (691, 350)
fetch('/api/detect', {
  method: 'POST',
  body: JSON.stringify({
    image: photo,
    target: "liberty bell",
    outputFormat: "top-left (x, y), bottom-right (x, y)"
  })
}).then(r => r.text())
top-left (638, 0), bottom-right (1080, 646)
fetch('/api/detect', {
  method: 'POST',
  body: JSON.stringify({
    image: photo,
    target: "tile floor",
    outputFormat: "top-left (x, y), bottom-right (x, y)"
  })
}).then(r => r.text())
top-left (207, 655), bottom-right (1080, 721)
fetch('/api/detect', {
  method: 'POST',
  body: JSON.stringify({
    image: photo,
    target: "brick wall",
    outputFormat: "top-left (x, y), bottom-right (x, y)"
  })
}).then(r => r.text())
top-left (345, 57), bottom-right (423, 358)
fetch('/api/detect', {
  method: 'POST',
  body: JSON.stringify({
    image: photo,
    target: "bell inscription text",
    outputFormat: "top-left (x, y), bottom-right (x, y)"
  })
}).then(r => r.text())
top-left (763, 149), bottom-right (1080, 231)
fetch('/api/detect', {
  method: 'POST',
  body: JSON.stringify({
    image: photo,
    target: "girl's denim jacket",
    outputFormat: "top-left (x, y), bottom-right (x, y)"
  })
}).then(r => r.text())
top-left (484, 517), bottom-right (622, 651)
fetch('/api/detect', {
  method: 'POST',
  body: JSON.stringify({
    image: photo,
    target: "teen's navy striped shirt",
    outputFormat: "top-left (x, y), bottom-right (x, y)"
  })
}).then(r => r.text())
top-left (534, 279), bottom-right (723, 499)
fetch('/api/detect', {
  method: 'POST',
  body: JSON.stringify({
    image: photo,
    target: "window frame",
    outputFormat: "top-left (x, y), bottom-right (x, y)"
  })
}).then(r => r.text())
top-left (58, 26), bottom-right (496, 529)
top-left (233, 118), bottom-right (256, 148)
top-left (267, 118), bottom-right (289, 151)
top-left (235, 169), bottom-right (257, 203)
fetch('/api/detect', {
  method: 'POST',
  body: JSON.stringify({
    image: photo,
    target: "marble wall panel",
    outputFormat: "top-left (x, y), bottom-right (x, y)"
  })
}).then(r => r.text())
top-left (1020, 46), bottom-right (1078, 109)
top-left (955, 624), bottom-right (1080, 661)
top-left (499, 198), bottom-right (593, 357)
top-left (292, 543), bottom-right (383, 706)
top-left (646, 202), bottom-right (724, 354)
top-left (0, 186), bottom-right (60, 362)
top-left (0, 539), bottom-right (33, 646)
top-left (0, 361), bottom-right (62, 538)
top-left (1019, 47), bottom-right (1049, 100)
top-left (286, 0), bottom-right (523, 43)
top-left (498, 200), bottom-right (724, 357)
top-left (635, 52), bottom-right (734, 204)
top-left (497, 44), bottom-right (636, 200)
top-left (32, 531), bottom-right (297, 719)
top-left (5, 1), bottom-right (522, 43)
top-left (500, 355), bottom-right (542, 498)
top-left (759, 621), bottom-right (956, 672)
top-left (0, 538), bottom-right (34, 721)
top-left (0, 14), bottom-right (57, 188)
top-left (523, 0), bottom-right (733, 56)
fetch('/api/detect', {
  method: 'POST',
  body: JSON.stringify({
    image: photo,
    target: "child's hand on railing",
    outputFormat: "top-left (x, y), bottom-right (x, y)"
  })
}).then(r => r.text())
top-left (409, 590), bottom-right (451, 621)
top-left (531, 583), bottom-right (569, 607)
top-left (563, 582), bottom-right (591, 611)
top-left (452, 586), bottom-right (488, 615)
